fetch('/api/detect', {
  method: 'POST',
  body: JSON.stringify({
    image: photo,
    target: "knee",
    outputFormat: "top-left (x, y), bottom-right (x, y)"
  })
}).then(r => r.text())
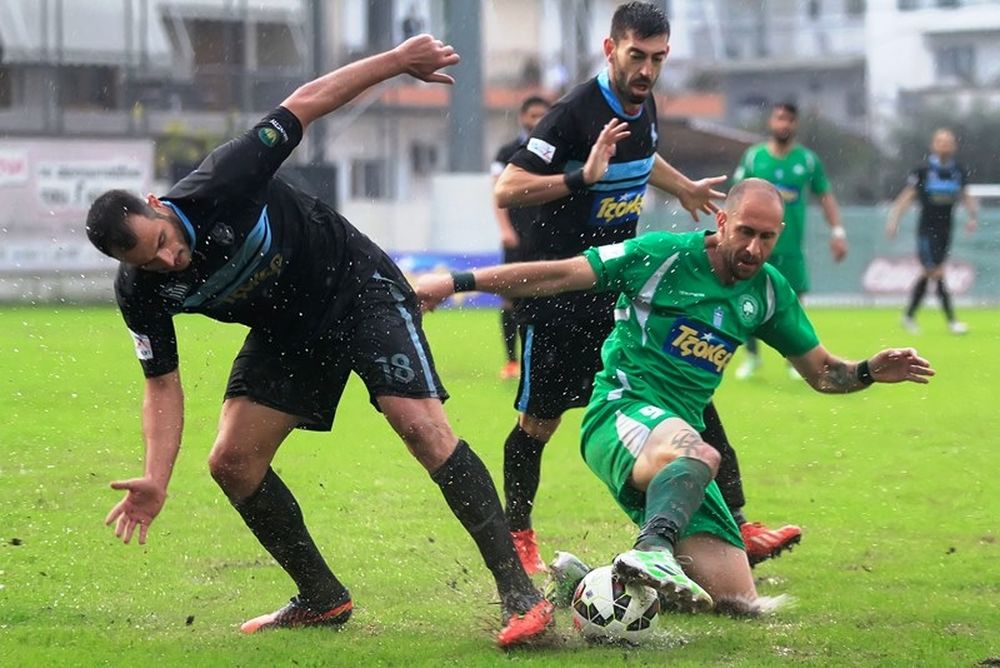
top-left (518, 414), bottom-right (560, 441)
top-left (208, 441), bottom-right (251, 497)
top-left (647, 440), bottom-right (721, 476)
top-left (395, 416), bottom-right (455, 469)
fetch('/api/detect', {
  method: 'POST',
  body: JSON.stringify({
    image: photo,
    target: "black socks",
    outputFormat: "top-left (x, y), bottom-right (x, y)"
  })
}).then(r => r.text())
top-left (502, 425), bottom-right (547, 531)
top-left (907, 276), bottom-right (929, 318)
top-left (232, 468), bottom-right (348, 608)
top-left (431, 440), bottom-right (537, 605)
top-left (501, 310), bottom-right (518, 363)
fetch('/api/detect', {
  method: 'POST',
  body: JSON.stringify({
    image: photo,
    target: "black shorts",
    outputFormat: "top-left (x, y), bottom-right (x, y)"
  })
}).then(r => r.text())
top-left (917, 227), bottom-right (952, 268)
top-left (225, 272), bottom-right (448, 431)
top-left (514, 318), bottom-right (613, 420)
top-left (503, 245), bottom-right (528, 264)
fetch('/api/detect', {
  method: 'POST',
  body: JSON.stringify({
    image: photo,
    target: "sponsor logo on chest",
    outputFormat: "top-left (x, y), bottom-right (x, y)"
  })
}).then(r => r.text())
top-left (591, 187), bottom-right (645, 226)
top-left (664, 317), bottom-right (736, 374)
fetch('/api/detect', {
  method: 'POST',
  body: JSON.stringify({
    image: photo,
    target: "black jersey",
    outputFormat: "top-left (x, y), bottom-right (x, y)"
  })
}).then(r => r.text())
top-left (115, 106), bottom-right (394, 378)
top-left (509, 70), bottom-right (658, 322)
top-left (491, 133), bottom-right (538, 237)
top-left (909, 157), bottom-right (968, 233)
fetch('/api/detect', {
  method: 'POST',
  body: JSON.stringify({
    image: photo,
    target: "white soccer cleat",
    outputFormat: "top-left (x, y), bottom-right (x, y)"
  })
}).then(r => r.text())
top-left (948, 321), bottom-right (969, 335)
top-left (901, 316), bottom-right (920, 334)
top-left (734, 356), bottom-right (761, 380)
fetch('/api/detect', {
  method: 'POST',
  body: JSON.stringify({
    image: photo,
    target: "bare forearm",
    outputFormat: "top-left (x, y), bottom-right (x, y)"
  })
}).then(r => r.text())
top-left (142, 373), bottom-right (184, 488)
top-left (812, 358), bottom-right (867, 394)
top-left (820, 193), bottom-right (842, 228)
top-left (649, 154), bottom-right (693, 199)
top-left (470, 258), bottom-right (596, 298)
top-left (495, 166), bottom-right (571, 208)
top-left (283, 51), bottom-right (403, 128)
top-left (963, 192), bottom-right (980, 218)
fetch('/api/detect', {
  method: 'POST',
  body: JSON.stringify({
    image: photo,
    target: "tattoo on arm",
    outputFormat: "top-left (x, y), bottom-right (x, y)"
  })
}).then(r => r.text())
top-left (821, 360), bottom-right (862, 393)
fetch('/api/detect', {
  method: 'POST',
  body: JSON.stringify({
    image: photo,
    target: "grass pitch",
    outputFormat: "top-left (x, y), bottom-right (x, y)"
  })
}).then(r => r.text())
top-left (1, 305), bottom-right (997, 666)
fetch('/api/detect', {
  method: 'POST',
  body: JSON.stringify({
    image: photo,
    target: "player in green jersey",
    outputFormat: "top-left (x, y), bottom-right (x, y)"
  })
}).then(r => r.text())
top-left (416, 178), bottom-right (933, 612)
top-left (732, 102), bottom-right (846, 380)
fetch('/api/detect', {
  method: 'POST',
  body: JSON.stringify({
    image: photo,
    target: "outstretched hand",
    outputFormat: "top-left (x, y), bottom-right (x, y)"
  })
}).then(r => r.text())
top-left (678, 176), bottom-right (726, 222)
top-left (394, 34), bottom-right (460, 84)
top-left (105, 476), bottom-right (166, 545)
top-left (583, 119), bottom-right (631, 185)
top-left (869, 348), bottom-right (935, 384)
top-left (415, 272), bottom-right (456, 312)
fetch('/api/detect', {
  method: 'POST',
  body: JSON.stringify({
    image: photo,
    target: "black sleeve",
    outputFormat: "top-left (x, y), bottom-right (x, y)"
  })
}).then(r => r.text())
top-left (115, 268), bottom-right (180, 378)
top-left (184, 106), bottom-right (304, 199)
top-left (509, 103), bottom-right (579, 176)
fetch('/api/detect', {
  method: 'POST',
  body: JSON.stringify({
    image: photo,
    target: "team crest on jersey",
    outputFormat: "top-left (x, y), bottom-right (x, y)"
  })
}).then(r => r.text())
top-left (591, 187), bottom-right (645, 226)
top-left (209, 223), bottom-right (235, 246)
top-left (737, 294), bottom-right (762, 326)
top-left (258, 127), bottom-right (280, 147)
top-left (158, 282), bottom-right (191, 302)
top-left (664, 318), bottom-right (736, 374)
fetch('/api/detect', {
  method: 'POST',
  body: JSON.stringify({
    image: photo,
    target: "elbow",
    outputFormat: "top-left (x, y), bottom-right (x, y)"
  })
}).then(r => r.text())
top-left (494, 182), bottom-right (514, 209)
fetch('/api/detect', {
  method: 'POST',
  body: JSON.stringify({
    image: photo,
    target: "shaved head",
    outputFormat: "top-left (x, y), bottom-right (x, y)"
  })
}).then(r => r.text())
top-left (725, 178), bottom-right (785, 216)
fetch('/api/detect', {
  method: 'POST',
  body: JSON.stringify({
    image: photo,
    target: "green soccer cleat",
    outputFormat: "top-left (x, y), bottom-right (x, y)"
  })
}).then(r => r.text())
top-left (612, 548), bottom-right (713, 613)
top-left (542, 551), bottom-right (593, 608)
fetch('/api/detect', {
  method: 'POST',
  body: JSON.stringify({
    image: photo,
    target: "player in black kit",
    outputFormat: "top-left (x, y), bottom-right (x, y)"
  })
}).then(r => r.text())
top-left (492, 2), bottom-right (788, 574)
top-left (84, 35), bottom-right (553, 647)
top-left (491, 95), bottom-right (551, 380)
top-left (887, 128), bottom-right (979, 335)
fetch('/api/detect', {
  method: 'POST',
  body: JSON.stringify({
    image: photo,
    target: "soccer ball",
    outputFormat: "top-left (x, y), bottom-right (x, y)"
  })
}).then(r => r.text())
top-left (571, 565), bottom-right (660, 644)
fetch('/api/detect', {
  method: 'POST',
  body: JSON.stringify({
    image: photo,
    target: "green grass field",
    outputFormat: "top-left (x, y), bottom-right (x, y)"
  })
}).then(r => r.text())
top-left (1, 305), bottom-right (997, 667)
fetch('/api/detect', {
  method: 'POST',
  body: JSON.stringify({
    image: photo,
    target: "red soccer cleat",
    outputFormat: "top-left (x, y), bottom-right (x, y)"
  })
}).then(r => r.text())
top-left (500, 361), bottom-right (521, 380)
top-left (496, 599), bottom-right (555, 647)
top-left (240, 596), bottom-right (353, 634)
top-left (511, 529), bottom-right (548, 575)
top-left (741, 522), bottom-right (802, 567)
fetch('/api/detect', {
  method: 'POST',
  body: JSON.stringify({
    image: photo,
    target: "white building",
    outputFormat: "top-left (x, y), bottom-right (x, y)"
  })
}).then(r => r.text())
top-left (866, 0), bottom-right (1000, 142)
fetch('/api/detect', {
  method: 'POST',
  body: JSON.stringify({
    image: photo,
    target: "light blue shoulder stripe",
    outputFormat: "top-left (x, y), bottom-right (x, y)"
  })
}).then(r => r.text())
top-left (597, 69), bottom-right (643, 120)
top-left (182, 206), bottom-right (272, 309)
top-left (162, 201), bottom-right (197, 247)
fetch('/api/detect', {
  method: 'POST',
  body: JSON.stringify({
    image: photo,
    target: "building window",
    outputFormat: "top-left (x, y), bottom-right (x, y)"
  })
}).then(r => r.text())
top-left (410, 142), bottom-right (439, 176)
top-left (0, 67), bottom-right (12, 108)
top-left (935, 45), bottom-right (976, 83)
top-left (59, 66), bottom-right (118, 110)
top-left (846, 89), bottom-right (867, 118)
top-left (897, 0), bottom-right (918, 10)
top-left (936, 0), bottom-right (960, 7)
top-left (846, 0), bottom-right (866, 16)
top-left (351, 159), bottom-right (388, 199)
top-left (808, 0), bottom-right (821, 20)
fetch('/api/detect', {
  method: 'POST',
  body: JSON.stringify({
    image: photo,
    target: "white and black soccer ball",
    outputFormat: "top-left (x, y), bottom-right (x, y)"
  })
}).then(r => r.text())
top-left (571, 565), bottom-right (660, 644)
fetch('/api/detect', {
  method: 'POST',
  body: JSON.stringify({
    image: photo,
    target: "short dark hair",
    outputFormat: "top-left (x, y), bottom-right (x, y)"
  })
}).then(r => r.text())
top-left (520, 95), bottom-right (550, 114)
top-left (610, 1), bottom-right (670, 41)
top-left (85, 189), bottom-right (150, 257)
top-left (773, 101), bottom-right (798, 117)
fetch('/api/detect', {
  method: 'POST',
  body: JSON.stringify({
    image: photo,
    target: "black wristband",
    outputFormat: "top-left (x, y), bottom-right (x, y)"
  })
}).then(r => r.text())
top-left (856, 359), bottom-right (875, 386)
top-left (451, 271), bottom-right (476, 293)
top-left (564, 168), bottom-right (588, 194)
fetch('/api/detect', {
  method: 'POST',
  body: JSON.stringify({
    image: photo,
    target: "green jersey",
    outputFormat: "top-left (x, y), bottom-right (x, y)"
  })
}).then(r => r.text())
top-left (582, 231), bottom-right (819, 431)
top-left (733, 143), bottom-right (830, 258)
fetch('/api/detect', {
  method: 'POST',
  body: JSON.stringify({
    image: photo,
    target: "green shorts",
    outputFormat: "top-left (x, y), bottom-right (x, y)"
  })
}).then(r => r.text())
top-left (580, 397), bottom-right (744, 549)
top-left (768, 252), bottom-right (809, 294)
